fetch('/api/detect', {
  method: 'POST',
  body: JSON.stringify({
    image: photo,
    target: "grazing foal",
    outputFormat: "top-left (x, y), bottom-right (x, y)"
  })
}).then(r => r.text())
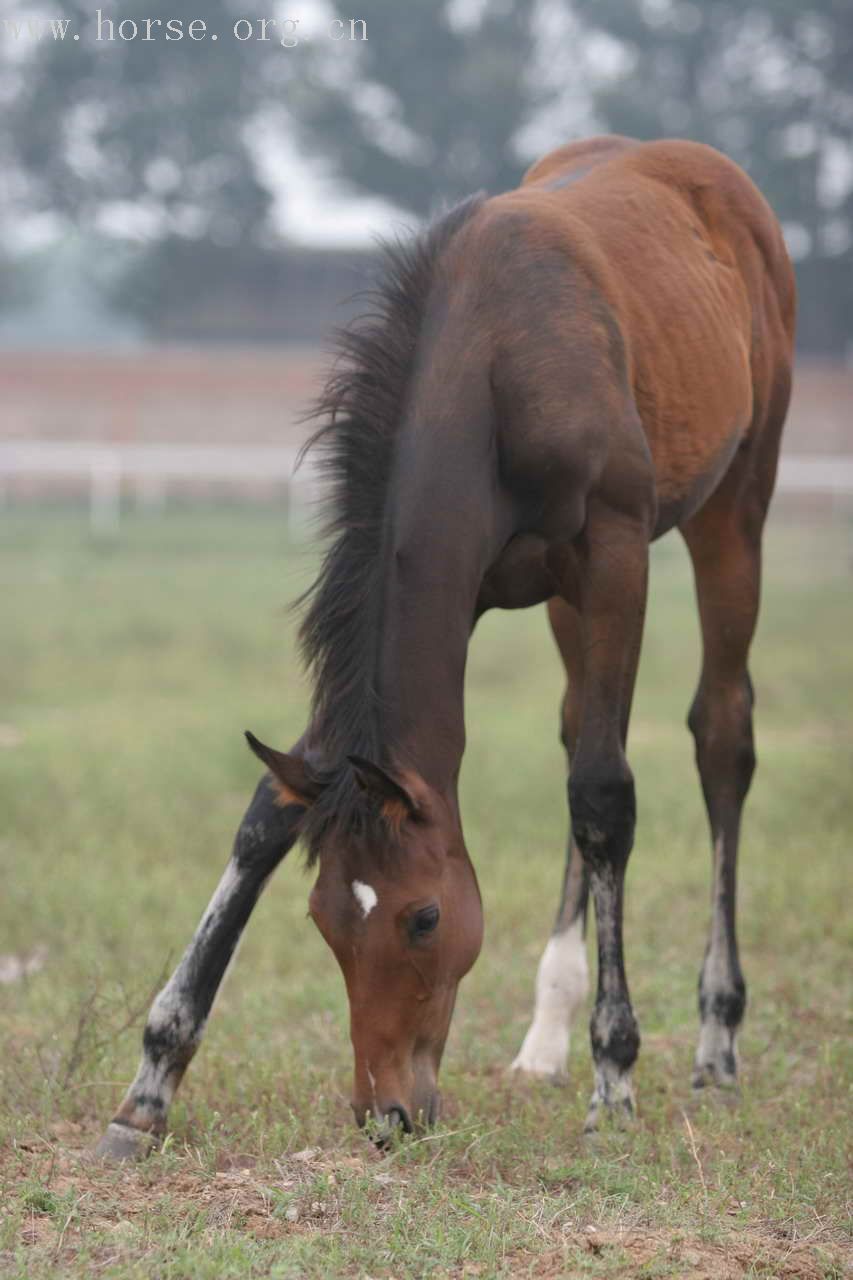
top-left (98, 136), bottom-right (795, 1157)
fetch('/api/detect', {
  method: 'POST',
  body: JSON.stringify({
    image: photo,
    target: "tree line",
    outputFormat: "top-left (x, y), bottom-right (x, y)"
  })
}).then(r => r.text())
top-left (2, 0), bottom-right (850, 353)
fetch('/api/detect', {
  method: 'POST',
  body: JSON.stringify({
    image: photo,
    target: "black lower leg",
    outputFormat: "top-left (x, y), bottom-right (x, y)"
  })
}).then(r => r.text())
top-left (554, 501), bottom-right (649, 1127)
top-left (688, 675), bottom-right (753, 1087)
top-left (570, 763), bottom-right (641, 1129)
top-left (97, 775), bottom-right (303, 1158)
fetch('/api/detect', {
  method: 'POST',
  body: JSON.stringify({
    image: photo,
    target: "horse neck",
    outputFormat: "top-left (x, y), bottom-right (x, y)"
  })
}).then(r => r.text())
top-left (375, 367), bottom-right (508, 794)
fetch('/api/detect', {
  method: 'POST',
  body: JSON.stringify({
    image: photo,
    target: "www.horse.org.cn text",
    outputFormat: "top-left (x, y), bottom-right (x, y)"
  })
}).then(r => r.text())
top-left (0, 13), bottom-right (369, 46)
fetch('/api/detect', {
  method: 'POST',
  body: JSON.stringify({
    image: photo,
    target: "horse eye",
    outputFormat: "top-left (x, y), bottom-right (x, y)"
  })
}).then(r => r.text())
top-left (410, 905), bottom-right (440, 939)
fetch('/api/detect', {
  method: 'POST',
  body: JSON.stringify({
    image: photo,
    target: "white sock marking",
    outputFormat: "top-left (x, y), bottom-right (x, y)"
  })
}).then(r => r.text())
top-left (511, 917), bottom-right (589, 1077)
top-left (352, 880), bottom-right (378, 918)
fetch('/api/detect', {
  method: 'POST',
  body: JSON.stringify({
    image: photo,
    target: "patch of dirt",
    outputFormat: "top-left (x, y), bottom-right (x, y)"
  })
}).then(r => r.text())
top-left (499, 1230), bottom-right (851, 1279)
top-left (2, 1125), bottom-right (370, 1261)
top-left (553, 1228), bottom-right (845, 1279)
top-left (2, 1128), bottom-right (849, 1278)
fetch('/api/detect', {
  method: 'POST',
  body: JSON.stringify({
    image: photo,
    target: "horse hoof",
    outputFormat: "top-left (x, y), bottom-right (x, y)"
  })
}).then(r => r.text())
top-left (691, 1063), bottom-right (740, 1096)
top-left (508, 1053), bottom-right (568, 1083)
top-left (583, 1098), bottom-right (636, 1135)
top-left (94, 1122), bottom-right (157, 1162)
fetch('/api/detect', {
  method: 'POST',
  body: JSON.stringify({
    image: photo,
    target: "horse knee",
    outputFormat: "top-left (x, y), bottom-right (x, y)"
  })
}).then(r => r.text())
top-left (568, 765), bottom-right (636, 870)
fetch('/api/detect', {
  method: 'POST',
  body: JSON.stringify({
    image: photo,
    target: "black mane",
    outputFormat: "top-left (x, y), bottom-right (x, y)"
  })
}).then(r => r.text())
top-left (296, 193), bottom-right (486, 861)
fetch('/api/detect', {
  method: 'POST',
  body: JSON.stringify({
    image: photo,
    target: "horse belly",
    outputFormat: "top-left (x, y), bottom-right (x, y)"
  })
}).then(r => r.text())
top-left (648, 423), bottom-right (744, 536)
top-left (639, 350), bottom-right (753, 535)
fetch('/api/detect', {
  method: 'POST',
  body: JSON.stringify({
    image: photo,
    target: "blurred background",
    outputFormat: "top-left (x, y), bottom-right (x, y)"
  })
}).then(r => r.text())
top-left (0, 0), bottom-right (850, 518)
top-left (1, 11), bottom-right (851, 1264)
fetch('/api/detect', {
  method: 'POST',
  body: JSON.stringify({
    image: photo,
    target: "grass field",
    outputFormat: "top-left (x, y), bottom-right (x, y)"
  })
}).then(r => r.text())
top-left (1, 505), bottom-right (851, 1279)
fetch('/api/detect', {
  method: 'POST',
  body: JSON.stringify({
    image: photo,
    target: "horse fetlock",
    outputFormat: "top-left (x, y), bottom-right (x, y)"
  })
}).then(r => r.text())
top-left (693, 1017), bottom-right (740, 1090)
top-left (115, 1083), bottom-right (171, 1130)
top-left (584, 997), bottom-right (639, 1129)
top-left (590, 997), bottom-right (640, 1073)
top-left (695, 960), bottom-right (745, 1089)
top-left (699, 978), bottom-right (746, 1032)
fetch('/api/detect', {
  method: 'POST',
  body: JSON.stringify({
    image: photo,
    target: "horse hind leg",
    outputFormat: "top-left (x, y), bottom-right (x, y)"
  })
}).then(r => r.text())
top-left (511, 599), bottom-right (589, 1079)
top-left (682, 500), bottom-right (763, 1091)
top-left (96, 775), bottom-right (302, 1159)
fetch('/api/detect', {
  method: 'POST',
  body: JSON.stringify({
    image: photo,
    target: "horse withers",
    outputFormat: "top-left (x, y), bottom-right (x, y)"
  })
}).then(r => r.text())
top-left (97, 136), bottom-right (795, 1157)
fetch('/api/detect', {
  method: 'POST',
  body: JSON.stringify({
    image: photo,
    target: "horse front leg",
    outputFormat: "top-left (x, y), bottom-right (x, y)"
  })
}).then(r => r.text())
top-left (97, 774), bottom-right (303, 1159)
top-left (512, 598), bottom-right (590, 1079)
top-left (565, 504), bottom-right (649, 1131)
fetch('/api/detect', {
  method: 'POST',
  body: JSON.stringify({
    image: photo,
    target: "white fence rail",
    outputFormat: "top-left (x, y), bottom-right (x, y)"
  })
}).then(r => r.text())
top-left (0, 442), bottom-right (851, 536)
top-left (0, 441), bottom-right (320, 535)
top-left (776, 455), bottom-right (853, 494)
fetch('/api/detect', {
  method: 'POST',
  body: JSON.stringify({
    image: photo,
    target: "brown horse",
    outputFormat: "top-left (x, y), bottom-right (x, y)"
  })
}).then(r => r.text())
top-left (97, 136), bottom-right (795, 1158)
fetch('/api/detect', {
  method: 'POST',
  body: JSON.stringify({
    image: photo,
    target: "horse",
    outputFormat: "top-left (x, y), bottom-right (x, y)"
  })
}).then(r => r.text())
top-left (97, 136), bottom-right (795, 1158)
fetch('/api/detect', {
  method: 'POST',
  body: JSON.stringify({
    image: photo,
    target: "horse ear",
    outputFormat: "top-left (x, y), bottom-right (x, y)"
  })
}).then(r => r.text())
top-left (245, 731), bottom-right (324, 808)
top-left (347, 755), bottom-right (419, 828)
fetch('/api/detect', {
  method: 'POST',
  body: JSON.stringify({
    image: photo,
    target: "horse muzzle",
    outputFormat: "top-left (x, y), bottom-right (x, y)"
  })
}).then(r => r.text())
top-left (352, 1086), bottom-right (440, 1143)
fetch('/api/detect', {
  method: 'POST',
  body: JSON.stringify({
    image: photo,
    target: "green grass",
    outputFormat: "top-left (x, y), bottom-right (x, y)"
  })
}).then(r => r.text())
top-left (1, 504), bottom-right (851, 1279)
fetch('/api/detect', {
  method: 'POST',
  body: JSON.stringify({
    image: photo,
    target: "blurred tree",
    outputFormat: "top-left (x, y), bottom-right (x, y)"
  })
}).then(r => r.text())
top-left (0, 253), bottom-right (36, 311)
top-left (2, 0), bottom-right (277, 324)
top-left (295, 0), bottom-right (540, 215)
top-left (3, 0), bottom-right (850, 351)
top-left (2, 0), bottom-right (551, 330)
top-left (569, 0), bottom-right (853, 353)
top-left (6, 0), bottom-right (270, 244)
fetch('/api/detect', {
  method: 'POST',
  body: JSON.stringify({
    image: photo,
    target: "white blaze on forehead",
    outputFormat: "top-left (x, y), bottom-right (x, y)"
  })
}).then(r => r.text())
top-left (352, 880), bottom-right (378, 918)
